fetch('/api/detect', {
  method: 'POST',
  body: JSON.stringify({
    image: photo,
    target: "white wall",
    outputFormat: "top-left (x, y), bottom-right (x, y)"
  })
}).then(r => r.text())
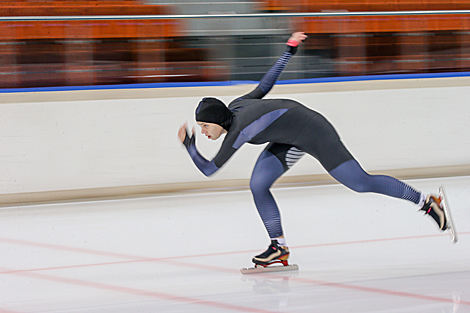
top-left (1, 77), bottom-right (470, 202)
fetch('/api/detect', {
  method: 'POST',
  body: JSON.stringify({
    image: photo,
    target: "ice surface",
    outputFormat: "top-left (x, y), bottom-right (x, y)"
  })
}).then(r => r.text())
top-left (1, 176), bottom-right (469, 312)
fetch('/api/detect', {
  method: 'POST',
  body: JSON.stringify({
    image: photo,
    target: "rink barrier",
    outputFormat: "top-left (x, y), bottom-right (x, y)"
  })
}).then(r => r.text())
top-left (1, 164), bottom-right (469, 207)
top-left (1, 75), bottom-right (469, 207)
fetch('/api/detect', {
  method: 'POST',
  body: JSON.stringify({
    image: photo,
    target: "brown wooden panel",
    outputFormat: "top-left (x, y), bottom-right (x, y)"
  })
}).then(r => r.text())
top-left (0, 4), bottom-right (172, 16)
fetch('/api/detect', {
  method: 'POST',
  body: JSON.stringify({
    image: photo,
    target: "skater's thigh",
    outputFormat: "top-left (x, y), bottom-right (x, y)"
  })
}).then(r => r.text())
top-left (295, 114), bottom-right (354, 172)
top-left (251, 143), bottom-right (303, 189)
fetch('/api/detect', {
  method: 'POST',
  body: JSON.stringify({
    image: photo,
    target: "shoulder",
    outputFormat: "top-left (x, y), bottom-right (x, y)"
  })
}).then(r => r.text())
top-left (228, 98), bottom-right (255, 112)
top-left (228, 98), bottom-right (244, 109)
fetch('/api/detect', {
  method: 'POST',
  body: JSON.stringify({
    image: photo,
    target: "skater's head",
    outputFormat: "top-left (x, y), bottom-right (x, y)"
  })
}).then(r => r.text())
top-left (195, 97), bottom-right (232, 131)
top-left (195, 97), bottom-right (232, 140)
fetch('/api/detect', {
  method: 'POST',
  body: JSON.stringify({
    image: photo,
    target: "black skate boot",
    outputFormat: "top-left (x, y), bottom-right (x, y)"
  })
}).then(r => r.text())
top-left (420, 195), bottom-right (447, 231)
top-left (252, 240), bottom-right (290, 267)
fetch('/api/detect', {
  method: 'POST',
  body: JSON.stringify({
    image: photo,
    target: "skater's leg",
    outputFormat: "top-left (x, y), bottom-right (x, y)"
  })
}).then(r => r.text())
top-left (329, 159), bottom-right (449, 231)
top-left (329, 159), bottom-right (422, 204)
top-left (250, 150), bottom-right (286, 239)
top-left (296, 113), bottom-right (446, 231)
top-left (250, 144), bottom-right (299, 266)
top-left (250, 143), bottom-right (304, 240)
top-left (296, 112), bottom-right (421, 204)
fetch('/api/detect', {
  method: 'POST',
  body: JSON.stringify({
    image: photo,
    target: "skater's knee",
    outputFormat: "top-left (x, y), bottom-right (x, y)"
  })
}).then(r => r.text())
top-left (250, 175), bottom-right (271, 195)
top-left (329, 160), bottom-right (373, 193)
top-left (347, 181), bottom-right (370, 193)
top-left (340, 175), bottom-right (373, 193)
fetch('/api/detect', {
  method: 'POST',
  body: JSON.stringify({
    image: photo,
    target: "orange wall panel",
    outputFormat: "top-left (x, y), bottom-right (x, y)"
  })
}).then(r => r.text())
top-left (0, 18), bottom-right (180, 40)
top-left (297, 14), bottom-right (470, 34)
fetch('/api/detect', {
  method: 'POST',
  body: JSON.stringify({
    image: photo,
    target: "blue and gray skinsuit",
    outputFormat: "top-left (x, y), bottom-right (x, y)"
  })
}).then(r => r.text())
top-left (183, 44), bottom-right (422, 239)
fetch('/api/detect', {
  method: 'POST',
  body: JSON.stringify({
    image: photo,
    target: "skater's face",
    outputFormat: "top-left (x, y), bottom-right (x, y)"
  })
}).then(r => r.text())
top-left (197, 122), bottom-right (226, 140)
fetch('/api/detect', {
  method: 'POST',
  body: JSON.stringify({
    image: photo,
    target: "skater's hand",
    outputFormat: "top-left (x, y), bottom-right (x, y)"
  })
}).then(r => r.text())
top-left (178, 123), bottom-right (195, 145)
top-left (178, 123), bottom-right (189, 144)
top-left (287, 32), bottom-right (307, 46)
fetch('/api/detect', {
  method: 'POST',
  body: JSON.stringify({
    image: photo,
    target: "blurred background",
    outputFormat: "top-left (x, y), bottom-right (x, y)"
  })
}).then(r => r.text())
top-left (1, 0), bottom-right (470, 89)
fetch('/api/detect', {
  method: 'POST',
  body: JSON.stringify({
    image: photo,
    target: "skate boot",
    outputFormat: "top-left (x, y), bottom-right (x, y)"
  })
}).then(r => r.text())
top-left (420, 194), bottom-right (447, 231)
top-left (252, 240), bottom-right (290, 267)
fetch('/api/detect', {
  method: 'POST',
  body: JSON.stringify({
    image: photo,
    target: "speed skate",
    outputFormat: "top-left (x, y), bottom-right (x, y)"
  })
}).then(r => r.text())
top-left (439, 186), bottom-right (458, 243)
top-left (240, 260), bottom-right (299, 274)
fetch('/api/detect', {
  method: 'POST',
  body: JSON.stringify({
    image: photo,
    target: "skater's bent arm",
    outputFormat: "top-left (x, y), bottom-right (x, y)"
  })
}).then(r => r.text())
top-left (179, 125), bottom-right (239, 177)
top-left (187, 146), bottom-right (219, 177)
top-left (235, 32), bottom-right (307, 101)
top-left (179, 125), bottom-right (219, 176)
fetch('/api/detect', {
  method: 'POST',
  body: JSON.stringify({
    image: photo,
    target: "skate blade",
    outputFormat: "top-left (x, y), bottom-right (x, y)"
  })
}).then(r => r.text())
top-left (439, 186), bottom-right (458, 244)
top-left (240, 264), bottom-right (299, 275)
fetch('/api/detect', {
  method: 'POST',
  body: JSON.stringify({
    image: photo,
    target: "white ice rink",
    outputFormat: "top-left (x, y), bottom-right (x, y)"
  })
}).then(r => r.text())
top-left (1, 176), bottom-right (469, 313)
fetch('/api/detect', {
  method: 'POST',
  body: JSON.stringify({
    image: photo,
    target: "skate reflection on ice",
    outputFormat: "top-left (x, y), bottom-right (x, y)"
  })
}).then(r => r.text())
top-left (241, 273), bottom-right (297, 308)
top-left (453, 294), bottom-right (461, 313)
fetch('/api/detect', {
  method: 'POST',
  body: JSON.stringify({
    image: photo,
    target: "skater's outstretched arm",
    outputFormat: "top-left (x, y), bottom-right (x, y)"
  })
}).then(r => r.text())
top-left (234, 32), bottom-right (307, 101)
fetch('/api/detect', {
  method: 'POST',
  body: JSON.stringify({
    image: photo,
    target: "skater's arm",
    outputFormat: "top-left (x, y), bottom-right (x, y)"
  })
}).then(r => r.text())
top-left (179, 125), bottom-right (219, 176)
top-left (235, 32), bottom-right (307, 101)
top-left (179, 124), bottom-right (239, 176)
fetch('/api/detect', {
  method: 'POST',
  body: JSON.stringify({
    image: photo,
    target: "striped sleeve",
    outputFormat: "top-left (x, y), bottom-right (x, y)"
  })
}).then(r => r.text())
top-left (258, 51), bottom-right (293, 95)
top-left (234, 48), bottom-right (295, 101)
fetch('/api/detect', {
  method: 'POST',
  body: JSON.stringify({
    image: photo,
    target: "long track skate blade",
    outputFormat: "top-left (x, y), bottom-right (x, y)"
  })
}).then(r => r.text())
top-left (240, 264), bottom-right (299, 275)
top-left (439, 186), bottom-right (458, 244)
